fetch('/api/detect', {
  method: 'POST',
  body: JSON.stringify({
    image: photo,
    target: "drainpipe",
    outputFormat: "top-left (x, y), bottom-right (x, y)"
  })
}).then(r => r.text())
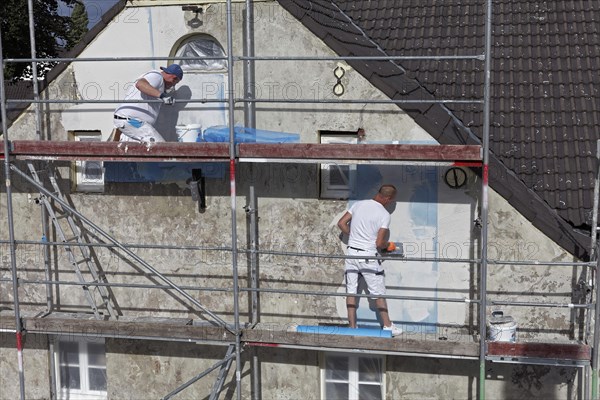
top-left (225, 1), bottom-right (242, 399)
top-left (243, 0), bottom-right (257, 329)
top-left (479, 1), bottom-right (494, 399)
top-left (0, 24), bottom-right (27, 400)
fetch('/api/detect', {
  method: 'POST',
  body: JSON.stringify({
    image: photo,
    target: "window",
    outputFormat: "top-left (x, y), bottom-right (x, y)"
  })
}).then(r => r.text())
top-left (321, 353), bottom-right (385, 400)
top-left (175, 35), bottom-right (227, 72)
top-left (54, 337), bottom-right (107, 400)
top-left (319, 131), bottom-right (358, 199)
top-left (71, 131), bottom-right (104, 192)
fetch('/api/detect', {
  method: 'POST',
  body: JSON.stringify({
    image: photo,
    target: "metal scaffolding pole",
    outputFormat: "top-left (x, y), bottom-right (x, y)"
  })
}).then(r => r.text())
top-left (6, 97), bottom-right (483, 105)
top-left (242, 2), bottom-right (262, 396)
top-left (2, 237), bottom-right (594, 268)
top-left (7, 54), bottom-right (484, 64)
top-left (479, 0), bottom-right (494, 399)
top-left (225, 0), bottom-right (243, 398)
top-left (0, 25), bottom-right (26, 400)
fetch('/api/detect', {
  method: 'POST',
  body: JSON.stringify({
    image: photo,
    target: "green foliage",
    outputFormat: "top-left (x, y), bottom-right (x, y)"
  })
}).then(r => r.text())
top-left (66, 1), bottom-right (89, 50)
top-left (1, 0), bottom-right (78, 80)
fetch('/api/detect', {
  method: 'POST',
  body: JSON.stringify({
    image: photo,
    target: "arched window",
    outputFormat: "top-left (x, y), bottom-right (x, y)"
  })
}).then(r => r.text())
top-left (174, 35), bottom-right (227, 72)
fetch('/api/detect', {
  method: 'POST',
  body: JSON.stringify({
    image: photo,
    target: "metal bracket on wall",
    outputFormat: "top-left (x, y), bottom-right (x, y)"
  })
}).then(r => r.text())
top-left (189, 168), bottom-right (206, 212)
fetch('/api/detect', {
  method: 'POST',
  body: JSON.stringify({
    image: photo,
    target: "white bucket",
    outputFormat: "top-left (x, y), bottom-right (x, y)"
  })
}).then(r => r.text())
top-left (488, 321), bottom-right (518, 342)
top-left (176, 124), bottom-right (203, 142)
top-left (488, 311), bottom-right (518, 342)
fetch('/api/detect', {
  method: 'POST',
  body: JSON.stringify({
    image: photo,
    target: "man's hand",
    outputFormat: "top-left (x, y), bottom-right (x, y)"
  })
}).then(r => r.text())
top-left (160, 92), bottom-right (175, 105)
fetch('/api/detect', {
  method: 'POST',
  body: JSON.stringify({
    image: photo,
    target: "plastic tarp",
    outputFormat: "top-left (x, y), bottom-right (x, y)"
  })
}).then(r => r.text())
top-left (176, 40), bottom-right (227, 71)
top-left (202, 125), bottom-right (300, 143)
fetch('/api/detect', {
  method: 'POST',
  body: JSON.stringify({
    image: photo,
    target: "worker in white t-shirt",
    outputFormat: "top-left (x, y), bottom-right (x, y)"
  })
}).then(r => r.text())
top-left (113, 64), bottom-right (183, 143)
top-left (337, 184), bottom-right (403, 336)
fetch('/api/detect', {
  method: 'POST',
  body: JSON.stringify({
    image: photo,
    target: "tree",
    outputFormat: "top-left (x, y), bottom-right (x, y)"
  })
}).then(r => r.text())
top-left (0, 0), bottom-right (78, 80)
top-left (66, 1), bottom-right (89, 50)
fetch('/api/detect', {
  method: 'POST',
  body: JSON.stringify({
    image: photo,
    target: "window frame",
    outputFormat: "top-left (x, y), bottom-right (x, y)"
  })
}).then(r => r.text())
top-left (54, 336), bottom-right (107, 400)
top-left (319, 131), bottom-right (358, 199)
top-left (70, 131), bottom-right (104, 193)
top-left (320, 352), bottom-right (386, 400)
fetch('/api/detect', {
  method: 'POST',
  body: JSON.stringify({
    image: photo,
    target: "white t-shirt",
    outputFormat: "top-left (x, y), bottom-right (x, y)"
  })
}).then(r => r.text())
top-left (114, 70), bottom-right (164, 124)
top-left (347, 199), bottom-right (391, 252)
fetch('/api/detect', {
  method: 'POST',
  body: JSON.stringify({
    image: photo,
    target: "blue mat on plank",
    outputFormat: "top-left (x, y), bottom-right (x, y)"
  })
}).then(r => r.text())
top-left (296, 325), bottom-right (392, 338)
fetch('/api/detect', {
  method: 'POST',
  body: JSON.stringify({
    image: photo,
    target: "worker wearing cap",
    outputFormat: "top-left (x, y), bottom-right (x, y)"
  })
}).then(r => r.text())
top-left (113, 64), bottom-right (183, 143)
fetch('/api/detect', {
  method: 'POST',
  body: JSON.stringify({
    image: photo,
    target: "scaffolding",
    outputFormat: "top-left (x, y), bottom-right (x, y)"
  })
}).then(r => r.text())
top-left (0, 0), bottom-right (598, 399)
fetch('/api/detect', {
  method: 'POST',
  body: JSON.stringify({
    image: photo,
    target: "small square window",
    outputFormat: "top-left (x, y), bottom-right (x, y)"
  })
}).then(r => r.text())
top-left (54, 337), bottom-right (107, 400)
top-left (71, 131), bottom-right (104, 193)
top-left (321, 352), bottom-right (385, 400)
top-left (319, 131), bottom-right (358, 199)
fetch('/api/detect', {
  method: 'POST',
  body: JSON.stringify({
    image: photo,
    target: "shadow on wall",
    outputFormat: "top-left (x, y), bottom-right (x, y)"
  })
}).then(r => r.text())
top-left (386, 356), bottom-right (579, 399)
top-left (155, 85), bottom-right (193, 142)
top-left (105, 163), bottom-right (320, 199)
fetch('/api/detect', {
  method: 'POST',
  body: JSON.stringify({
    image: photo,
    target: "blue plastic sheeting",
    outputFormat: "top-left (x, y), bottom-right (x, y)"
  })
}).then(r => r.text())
top-left (295, 325), bottom-right (392, 338)
top-left (202, 125), bottom-right (300, 143)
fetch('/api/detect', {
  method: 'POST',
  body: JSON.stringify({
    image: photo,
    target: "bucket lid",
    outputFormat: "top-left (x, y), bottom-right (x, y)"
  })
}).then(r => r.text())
top-left (490, 314), bottom-right (515, 324)
top-left (489, 320), bottom-right (518, 329)
top-left (176, 124), bottom-right (202, 130)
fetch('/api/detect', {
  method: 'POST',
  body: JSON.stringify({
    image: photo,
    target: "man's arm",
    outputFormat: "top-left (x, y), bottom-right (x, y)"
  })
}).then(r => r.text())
top-left (337, 212), bottom-right (352, 236)
top-left (135, 78), bottom-right (162, 98)
top-left (376, 228), bottom-right (390, 251)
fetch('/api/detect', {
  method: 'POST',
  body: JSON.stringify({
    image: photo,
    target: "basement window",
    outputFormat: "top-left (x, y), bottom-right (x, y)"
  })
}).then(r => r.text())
top-left (71, 131), bottom-right (104, 192)
top-left (321, 352), bottom-right (385, 400)
top-left (319, 131), bottom-right (358, 199)
top-left (54, 337), bottom-right (107, 400)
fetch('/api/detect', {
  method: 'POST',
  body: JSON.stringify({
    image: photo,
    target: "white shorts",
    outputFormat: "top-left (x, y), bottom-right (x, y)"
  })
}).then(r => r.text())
top-left (114, 118), bottom-right (165, 143)
top-left (344, 247), bottom-right (386, 296)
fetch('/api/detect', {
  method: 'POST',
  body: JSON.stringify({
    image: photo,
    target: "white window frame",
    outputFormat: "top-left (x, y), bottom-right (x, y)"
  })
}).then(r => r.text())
top-left (54, 337), bottom-right (107, 400)
top-left (321, 352), bottom-right (385, 400)
top-left (319, 132), bottom-right (358, 199)
top-left (71, 131), bottom-right (104, 193)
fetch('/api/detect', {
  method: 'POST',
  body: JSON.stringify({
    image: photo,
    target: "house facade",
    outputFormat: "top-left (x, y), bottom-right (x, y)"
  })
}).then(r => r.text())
top-left (0, 1), bottom-right (595, 399)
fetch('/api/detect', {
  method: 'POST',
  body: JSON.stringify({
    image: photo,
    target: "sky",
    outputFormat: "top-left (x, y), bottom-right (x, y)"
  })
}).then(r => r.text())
top-left (59, 0), bottom-right (120, 29)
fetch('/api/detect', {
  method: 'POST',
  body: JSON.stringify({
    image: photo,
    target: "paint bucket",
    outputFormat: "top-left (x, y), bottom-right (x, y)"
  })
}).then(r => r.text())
top-left (176, 124), bottom-right (203, 142)
top-left (487, 310), bottom-right (517, 342)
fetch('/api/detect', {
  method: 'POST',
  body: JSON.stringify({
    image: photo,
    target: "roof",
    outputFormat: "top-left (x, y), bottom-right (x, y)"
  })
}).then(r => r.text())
top-left (1, 0), bottom-right (127, 131)
top-left (278, 0), bottom-right (599, 259)
top-left (1, 80), bottom-right (33, 130)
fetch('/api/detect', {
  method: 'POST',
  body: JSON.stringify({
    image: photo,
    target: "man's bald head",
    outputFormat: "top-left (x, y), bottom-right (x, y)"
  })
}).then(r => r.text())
top-left (378, 184), bottom-right (397, 199)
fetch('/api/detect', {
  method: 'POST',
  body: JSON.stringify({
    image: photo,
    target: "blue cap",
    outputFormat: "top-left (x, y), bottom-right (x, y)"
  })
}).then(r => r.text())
top-left (160, 64), bottom-right (183, 80)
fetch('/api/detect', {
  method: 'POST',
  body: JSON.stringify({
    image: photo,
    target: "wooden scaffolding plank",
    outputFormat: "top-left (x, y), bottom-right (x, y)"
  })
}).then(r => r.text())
top-left (0, 314), bottom-right (592, 363)
top-left (487, 341), bottom-right (592, 361)
top-left (242, 328), bottom-right (479, 357)
top-left (0, 141), bottom-right (231, 162)
top-left (1, 141), bottom-right (482, 163)
top-left (238, 143), bottom-right (482, 162)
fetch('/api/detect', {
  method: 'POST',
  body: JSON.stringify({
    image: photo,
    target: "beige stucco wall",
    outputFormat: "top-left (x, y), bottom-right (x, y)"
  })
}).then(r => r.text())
top-left (0, 1), bottom-right (586, 399)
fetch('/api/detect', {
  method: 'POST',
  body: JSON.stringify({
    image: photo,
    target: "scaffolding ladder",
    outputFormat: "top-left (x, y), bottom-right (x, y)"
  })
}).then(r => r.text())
top-left (26, 161), bottom-right (116, 320)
